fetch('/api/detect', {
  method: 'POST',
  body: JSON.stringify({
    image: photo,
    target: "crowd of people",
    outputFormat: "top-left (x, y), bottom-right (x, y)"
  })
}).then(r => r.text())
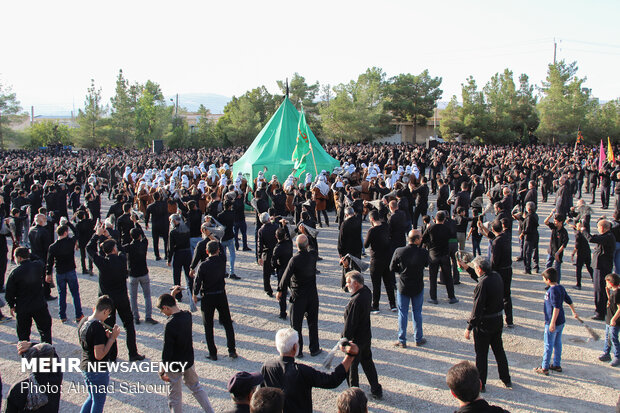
top-left (0, 142), bottom-right (619, 412)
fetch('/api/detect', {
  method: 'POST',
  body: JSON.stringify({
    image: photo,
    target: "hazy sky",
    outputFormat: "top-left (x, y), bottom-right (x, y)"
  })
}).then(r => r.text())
top-left (3, 0), bottom-right (620, 114)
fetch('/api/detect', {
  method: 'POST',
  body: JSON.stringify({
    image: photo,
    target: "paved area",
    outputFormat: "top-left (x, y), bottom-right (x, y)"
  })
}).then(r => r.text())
top-left (0, 190), bottom-right (618, 412)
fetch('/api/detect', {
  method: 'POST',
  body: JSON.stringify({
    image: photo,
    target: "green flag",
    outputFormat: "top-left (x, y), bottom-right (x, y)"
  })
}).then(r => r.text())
top-left (291, 105), bottom-right (312, 177)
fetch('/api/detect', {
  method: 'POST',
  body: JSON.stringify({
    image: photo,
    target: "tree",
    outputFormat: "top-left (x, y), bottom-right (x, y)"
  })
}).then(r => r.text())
top-left (0, 81), bottom-right (26, 149)
top-left (217, 86), bottom-right (278, 146)
top-left (189, 104), bottom-right (222, 147)
top-left (585, 99), bottom-right (620, 142)
top-left (28, 120), bottom-right (73, 148)
top-left (110, 69), bottom-right (135, 146)
top-left (319, 67), bottom-right (393, 142)
top-left (134, 80), bottom-right (171, 148)
top-left (537, 60), bottom-right (596, 143)
top-left (483, 69), bottom-right (518, 143)
top-left (76, 79), bottom-right (106, 147)
top-left (512, 74), bottom-right (539, 142)
top-left (384, 70), bottom-right (443, 141)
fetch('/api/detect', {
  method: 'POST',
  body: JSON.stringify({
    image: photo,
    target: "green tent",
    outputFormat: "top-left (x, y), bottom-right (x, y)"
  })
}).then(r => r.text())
top-left (232, 97), bottom-right (340, 187)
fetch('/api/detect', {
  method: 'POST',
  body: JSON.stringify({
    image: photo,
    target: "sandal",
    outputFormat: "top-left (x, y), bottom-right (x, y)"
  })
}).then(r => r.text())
top-left (549, 365), bottom-right (562, 372)
top-left (533, 367), bottom-right (549, 375)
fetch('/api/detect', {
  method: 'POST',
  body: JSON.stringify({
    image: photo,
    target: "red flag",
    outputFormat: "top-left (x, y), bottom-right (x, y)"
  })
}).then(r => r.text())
top-left (599, 139), bottom-right (605, 170)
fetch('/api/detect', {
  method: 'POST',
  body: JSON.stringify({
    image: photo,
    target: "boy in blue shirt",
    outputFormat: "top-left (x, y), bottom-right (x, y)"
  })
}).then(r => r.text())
top-left (534, 267), bottom-right (578, 375)
top-left (599, 273), bottom-right (620, 366)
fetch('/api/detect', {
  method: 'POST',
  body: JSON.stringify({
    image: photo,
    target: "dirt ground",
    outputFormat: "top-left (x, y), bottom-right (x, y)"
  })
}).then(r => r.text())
top-left (0, 190), bottom-right (618, 412)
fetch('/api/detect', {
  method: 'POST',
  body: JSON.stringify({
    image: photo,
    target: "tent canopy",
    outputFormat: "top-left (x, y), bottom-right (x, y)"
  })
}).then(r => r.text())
top-left (232, 97), bottom-right (340, 187)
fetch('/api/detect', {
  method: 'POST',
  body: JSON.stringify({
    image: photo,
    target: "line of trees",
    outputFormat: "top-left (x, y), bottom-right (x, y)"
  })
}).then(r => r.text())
top-left (1, 60), bottom-right (620, 149)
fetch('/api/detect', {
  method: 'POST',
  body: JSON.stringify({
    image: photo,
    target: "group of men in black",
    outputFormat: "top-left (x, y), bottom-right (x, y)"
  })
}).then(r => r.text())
top-left (1, 141), bottom-right (620, 412)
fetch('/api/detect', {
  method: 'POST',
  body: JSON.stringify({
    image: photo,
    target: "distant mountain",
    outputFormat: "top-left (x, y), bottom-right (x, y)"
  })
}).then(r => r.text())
top-left (166, 93), bottom-right (230, 114)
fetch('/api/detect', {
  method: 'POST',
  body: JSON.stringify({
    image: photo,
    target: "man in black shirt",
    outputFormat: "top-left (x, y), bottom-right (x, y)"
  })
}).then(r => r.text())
top-left (583, 219), bottom-right (616, 320)
top-left (272, 228), bottom-right (293, 320)
top-left (233, 190), bottom-right (251, 252)
top-left (543, 211), bottom-right (569, 284)
top-left (258, 212), bottom-right (279, 297)
top-left (157, 290), bottom-right (214, 412)
top-left (124, 227), bottom-right (157, 325)
top-left (87, 223), bottom-right (145, 361)
top-left (479, 220), bottom-right (514, 327)
top-left (459, 256), bottom-right (511, 392)
top-left (193, 240), bottom-right (237, 360)
top-left (78, 295), bottom-right (120, 413)
top-left (338, 207), bottom-right (363, 290)
top-left (518, 201), bottom-right (540, 274)
top-left (218, 200), bottom-right (239, 279)
top-left (261, 327), bottom-right (359, 413)
top-left (364, 210), bottom-right (394, 312)
top-left (5, 247), bottom-right (52, 343)
top-left (277, 235), bottom-right (321, 357)
top-left (342, 271), bottom-right (383, 400)
top-left (116, 203), bottom-right (135, 246)
top-left (46, 224), bottom-right (84, 323)
top-left (391, 230), bottom-right (429, 347)
top-left (145, 191), bottom-right (170, 261)
top-left (410, 177), bottom-right (429, 229)
top-left (29, 213), bottom-right (54, 300)
top-left (422, 211), bottom-right (458, 304)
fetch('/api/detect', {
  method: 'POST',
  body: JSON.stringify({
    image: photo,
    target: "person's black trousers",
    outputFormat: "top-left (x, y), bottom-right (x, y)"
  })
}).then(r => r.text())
top-left (593, 268), bottom-right (610, 318)
top-left (105, 295), bottom-right (139, 357)
top-left (79, 245), bottom-right (93, 273)
top-left (289, 293), bottom-right (320, 355)
top-left (370, 259), bottom-right (395, 309)
top-left (0, 250), bottom-right (7, 288)
top-left (524, 239), bottom-right (539, 272)
top-left (262, 254), bottom-right (274, 295)
top-left (152, 227), bottom-right (169, 260)
top-left (496, 267), bottom-right (513, 325)
top-left (575, 254), bottom-right (593, 287)
top-left (347, 340), bottom-right (381, 395)
top-left (16, 305), bottom-right (52, 344)
top-left (172, 249), bottom-right (193, 300)
top-left (276, 270), bottom-right (288, 318)
top-left (601, 185), bottom-right (611, 208)
top-left (473, 316), bottom-right (510, 386)
top-left (412, 204), bottom-right (427, 230)
top-left (429, 255), bottom-right (455, 300)
top-left (200, 292), bottom-right (236, 357)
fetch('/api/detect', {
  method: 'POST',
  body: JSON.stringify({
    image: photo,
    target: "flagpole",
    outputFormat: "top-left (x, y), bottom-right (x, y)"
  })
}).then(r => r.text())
top-left (309, 143), bottom-right (318, 176)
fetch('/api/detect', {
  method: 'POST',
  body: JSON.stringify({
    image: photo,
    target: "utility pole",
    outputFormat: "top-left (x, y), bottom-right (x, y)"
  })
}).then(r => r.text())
top-left (553, 38), bottom-right (557, 65)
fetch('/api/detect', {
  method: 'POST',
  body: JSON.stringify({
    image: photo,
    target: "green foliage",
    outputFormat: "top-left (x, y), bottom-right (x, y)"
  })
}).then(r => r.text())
top-left (134, 80), bottom-right (172, 148)
top-left (27, 120), bottom-right (73, 148)
top-left (217, 86), bottom-right (278, 146)
top-left (0, 81), bottom-right (27, 149)
top-left (440, 71), bottom-right (539, 144)
top-left (537, 60), bottom-right (596, 143)
top-left (75, 79), bottom-right (106, 148)
top-left (110, 69), bottom-right (136, 147)
top-left (584, 99), bottom-right (620, 142)
top-left (384, 70), bottom-right (443, 139)
top-left (319, 67), bottom-right (393, 142)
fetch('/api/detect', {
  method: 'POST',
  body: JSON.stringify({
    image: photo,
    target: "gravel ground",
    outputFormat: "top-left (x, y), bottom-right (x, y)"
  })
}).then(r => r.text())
top-left (0, 190), bottom-right (618, 412)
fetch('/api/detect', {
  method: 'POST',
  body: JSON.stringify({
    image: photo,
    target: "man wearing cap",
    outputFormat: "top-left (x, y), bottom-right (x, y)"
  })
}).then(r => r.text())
top-left (261, 327), bottom-right (359, 413)
top-left (225, 371), bottom-right (264, 413)
top-left (157, 289), bottom-right (214, 412)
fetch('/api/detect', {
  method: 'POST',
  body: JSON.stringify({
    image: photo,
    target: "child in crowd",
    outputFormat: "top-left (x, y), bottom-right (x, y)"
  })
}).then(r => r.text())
top-left (534, 268), bottom-right (578, 375)
top-left (599, 273), bottom-right (620, 367)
